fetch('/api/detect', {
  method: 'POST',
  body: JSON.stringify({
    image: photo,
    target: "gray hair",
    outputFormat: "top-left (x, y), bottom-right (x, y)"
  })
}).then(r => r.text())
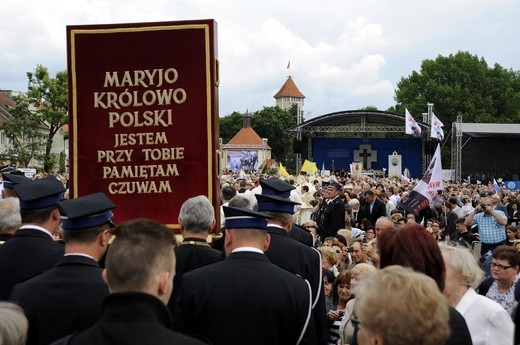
top-left (439, 243), bottom-right (484, 289)
top-left (228, 195), bottom-right (252, 209)
top-left (0, 197), bottom-right (21, 233)
top-left (179, 195), bottom-right (215, 234)
top-left (0, 302), bottom-right (28, 345)
top-left (348, 199), bottom-right (360, 206)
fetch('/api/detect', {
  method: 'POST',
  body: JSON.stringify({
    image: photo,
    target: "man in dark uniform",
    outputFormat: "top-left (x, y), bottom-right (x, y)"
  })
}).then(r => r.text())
top-left (52, 219), bottom-right (208, 345)
top-left (167, 195), bottom-right (221, 314)
top-left (10, 192), bottom-right (114, 345)
top-left (0, 176), bottom-right (65, 300)
top-left (174, 206), bottom-right (313, 345)
top-left (257, 182), bottom-right (327, 344)
top-left (1, 171), bottom-right (29, 199)
top-left (318, 181), bottom-right (345, 239)
top-left (260, 178), bottom-right (313, 246)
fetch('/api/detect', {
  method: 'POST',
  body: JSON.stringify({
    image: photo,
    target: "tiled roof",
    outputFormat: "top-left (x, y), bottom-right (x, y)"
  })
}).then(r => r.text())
top-left (0, 92), bottom-right (16, 108)
top-left (273, 76), bottom-right (305, 99)
top-left (223, 127), bottom-right (271, 149)
top-left (0, 92), bottom-right (15, 124)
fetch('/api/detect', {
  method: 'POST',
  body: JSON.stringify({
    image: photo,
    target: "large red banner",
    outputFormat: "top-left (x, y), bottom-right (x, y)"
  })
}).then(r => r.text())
top-left (67, 20), bottom-right (219, 229)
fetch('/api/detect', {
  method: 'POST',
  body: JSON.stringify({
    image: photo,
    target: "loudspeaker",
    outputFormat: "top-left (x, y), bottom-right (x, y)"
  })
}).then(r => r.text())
top-left (425, 140), bottom-right (436, 155)
top-left (293, 139), bottom-right (303, 154)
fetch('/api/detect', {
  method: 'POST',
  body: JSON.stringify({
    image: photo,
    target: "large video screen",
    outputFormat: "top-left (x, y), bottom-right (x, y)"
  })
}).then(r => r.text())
top-left (227, 150), bottom-right (258, 173)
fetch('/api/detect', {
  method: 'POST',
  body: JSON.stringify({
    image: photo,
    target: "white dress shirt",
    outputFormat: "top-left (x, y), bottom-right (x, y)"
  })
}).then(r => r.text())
top-left (456, 288), bottom-right (514, 345)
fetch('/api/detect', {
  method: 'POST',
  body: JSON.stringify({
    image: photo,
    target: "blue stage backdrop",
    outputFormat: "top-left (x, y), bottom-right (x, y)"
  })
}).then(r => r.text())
top-left (312, 138), bottom-right (423, 178)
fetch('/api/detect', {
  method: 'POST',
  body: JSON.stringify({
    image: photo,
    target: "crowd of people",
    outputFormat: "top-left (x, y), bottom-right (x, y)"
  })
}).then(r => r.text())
top-left (1, 167), bottom-right (520, 344)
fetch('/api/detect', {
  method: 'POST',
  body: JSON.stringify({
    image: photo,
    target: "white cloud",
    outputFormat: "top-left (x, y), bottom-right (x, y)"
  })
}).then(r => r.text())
top-left (0, 0), bottom-right (518, 118)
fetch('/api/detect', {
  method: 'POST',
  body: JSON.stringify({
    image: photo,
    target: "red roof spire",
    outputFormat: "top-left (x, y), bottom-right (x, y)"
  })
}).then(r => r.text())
top-left (273, 76), bottom-right (305, 99)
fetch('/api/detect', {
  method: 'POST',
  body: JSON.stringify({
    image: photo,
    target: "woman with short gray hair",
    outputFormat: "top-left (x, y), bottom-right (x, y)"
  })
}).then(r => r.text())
top-left (0, 302), bottom-right (28, 345)
top-left (440, 244), bottom-right (514, 345)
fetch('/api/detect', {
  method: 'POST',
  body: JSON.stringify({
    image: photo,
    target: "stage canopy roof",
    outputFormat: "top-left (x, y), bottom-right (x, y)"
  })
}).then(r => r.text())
top-left (287, 110), bottom-right (430, 134)
top-left (454, 123), bottom-right (520, 138)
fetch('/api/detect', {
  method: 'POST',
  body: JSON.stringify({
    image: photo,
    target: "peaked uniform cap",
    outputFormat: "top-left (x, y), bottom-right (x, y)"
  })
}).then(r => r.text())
top-left (58, 192), bottom-right (116, 230)
top-left (13, 176), bottom-right (65, 209)
top-left (256, 193), bottom-right (300, 214)
top-left (2, 173), bottom-right (30, 189)
top-left (0, 166), bottom-right (15, 173)
top-left (260, 178), bottom-right (295, 198)
top-left (328, 181), bottom-right (342, 190)
top-left (223, 206), bottom-right (272, 230)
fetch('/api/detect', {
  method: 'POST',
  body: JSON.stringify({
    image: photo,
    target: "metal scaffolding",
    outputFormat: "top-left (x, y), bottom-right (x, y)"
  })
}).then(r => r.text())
top-left (286, 109), bottom-right (431, 174)
top-left (450, 115), bottom-right (463, 182)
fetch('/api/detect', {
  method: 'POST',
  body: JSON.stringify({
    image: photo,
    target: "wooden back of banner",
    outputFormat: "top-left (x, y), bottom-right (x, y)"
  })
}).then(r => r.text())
top-left (67, 20), bottom-right (219, 230)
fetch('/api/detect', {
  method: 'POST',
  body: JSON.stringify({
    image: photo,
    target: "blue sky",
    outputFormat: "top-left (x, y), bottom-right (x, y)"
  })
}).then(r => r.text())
top-left (1, 0), bottom-right (518, 120)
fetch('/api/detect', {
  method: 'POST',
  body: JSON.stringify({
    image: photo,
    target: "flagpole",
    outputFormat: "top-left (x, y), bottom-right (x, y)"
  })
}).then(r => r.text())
top-left (423, 103), bottom-right (434, 175)
top-left (427, 103), bottom-right (433, 127)
top-left (441, 189), bottom-right (448, 239)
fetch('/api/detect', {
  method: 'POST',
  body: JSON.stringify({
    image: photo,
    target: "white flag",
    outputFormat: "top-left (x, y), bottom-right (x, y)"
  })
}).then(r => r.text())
top-left (405, 108), bottom-right (421, 137)
top-left (398, 144), bottom-right (443, 215)
top-left (430, 112), bottom-right (444, 140)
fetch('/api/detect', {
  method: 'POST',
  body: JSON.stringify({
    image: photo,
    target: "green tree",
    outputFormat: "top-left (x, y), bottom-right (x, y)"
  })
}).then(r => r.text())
top-left (26, 65), bottom-right (68, 172)
top-left (59, 151), bottom-right (66, 173)
top-left (0, 95), bottom-right (46, 167)
top-left (252, 106), bottom-right (296, 164)
top-left (219, 107), bottom-right (297, 172)
top-left (219, 111), bottom-right (246, 143)
top-left (359, 105), bottom-right (379, 111)
top-left (394, 51), bottom-right (520, 129)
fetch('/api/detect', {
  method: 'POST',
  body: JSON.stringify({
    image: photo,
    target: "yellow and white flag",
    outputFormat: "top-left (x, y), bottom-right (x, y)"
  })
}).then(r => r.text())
top-left (301, 160), bottom-right (318, 174)
top-left (279, 163), bottom-right (289, 177)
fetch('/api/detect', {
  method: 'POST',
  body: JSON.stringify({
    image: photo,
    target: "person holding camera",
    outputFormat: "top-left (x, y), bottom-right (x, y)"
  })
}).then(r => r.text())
top-left (344, 239), bottom-right (379, 269)
top-left (326, 270), bottom-right (352, 345)
top-left (464, 197), bottom-right (508, 256)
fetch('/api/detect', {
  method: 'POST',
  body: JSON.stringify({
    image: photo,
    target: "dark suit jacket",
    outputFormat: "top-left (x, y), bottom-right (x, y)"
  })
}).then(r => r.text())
top-left (445, 306), bottom-right (472, 345)
top-left (0, 233), bottom-right (13, 243)
top-left (0, 227), bottom-right (64, 299)
top-left (174, 251), bottom-right (313, 345)
top-left (167, 238), bottom-right (221, 314)
top-left (458, 232), bottom-right (480, 247)
top-left (364, 198), bottom-right (386, 227)
top-left (289, 224), bottom-right (314, 246)
top-left (10, 255), bottom-right (109, 345)
top-left (445, 211), bottom-right (459, 240)
top-left (265, 226), bottom-right (327, 344)
top-left (52, 292), bottom-right (209, 345)
top-left (319, 197), bottom-right (345, 238)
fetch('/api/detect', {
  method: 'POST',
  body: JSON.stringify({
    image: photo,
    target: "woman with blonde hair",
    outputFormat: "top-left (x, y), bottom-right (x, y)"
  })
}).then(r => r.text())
top-left (440, 244), bottom-right (513, 345)
top-left (319, 246), bottom-right (339, 277)
top-left (353, 266), bottom-right (450, 345)
top-left (338, 263), bottom-right (376, 345)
